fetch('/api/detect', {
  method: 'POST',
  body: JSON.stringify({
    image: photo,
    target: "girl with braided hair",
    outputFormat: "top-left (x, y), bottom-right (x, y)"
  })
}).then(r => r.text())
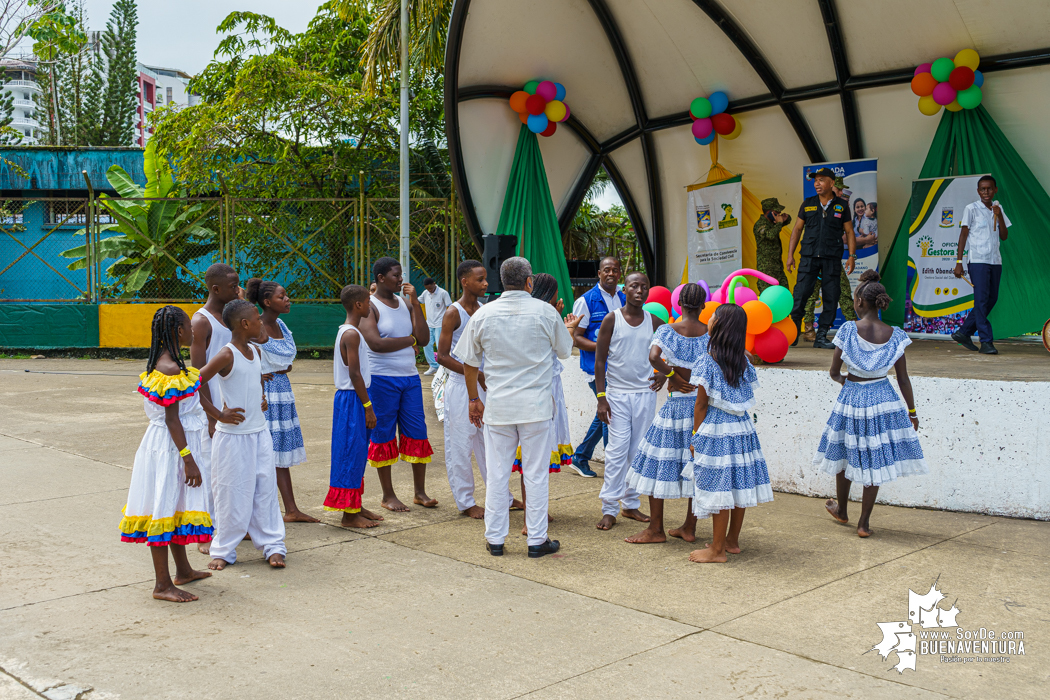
top-left (625, 282), bottom-right (709, 544)
top-left (120, 306), bottom-right (214, 602)
top-left (816, 270), bottom-right (927, 538)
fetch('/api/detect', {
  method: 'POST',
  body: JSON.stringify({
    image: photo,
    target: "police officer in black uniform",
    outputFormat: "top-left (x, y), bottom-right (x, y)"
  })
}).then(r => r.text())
top-left (786, 167), bottom-right (857, 349)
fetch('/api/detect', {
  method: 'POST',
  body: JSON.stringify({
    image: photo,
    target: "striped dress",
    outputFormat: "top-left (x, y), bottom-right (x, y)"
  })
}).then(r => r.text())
top-left (259, 318), bottom-right (306, 467)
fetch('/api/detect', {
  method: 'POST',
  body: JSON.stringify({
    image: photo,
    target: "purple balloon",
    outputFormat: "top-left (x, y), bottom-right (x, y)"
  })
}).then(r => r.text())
top-left (536, 80), bottom-right (557, 102)
top-left (914, 62), bottom-right (932, 76)
top-left (691, 117), bottom-right (713, 139)
top-left (932, 81), bottom-right (957, 106)
top-left (560, 103), bottom-right (570, 122)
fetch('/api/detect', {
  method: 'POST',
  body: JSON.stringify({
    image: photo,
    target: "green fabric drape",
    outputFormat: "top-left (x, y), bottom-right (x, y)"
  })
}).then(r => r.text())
top-left (882, 106), bottom-right (1050, 337)
top-left (494, 125), bottom-right (574, 314)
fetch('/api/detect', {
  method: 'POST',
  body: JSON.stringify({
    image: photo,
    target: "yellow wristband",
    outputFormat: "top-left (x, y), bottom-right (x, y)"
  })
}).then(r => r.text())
top-left (179, 447), bottom-right (192, 457)
top-left (908, 408), bottom-right (916, 415)
top-left (596, 392), bottom-right (606, 398)
top-left (665, 368), bottom-right (675, 378)
top-left (363, 401), bottom-right (372, 408)
top-left (412, 337), bottom-right (417, 347)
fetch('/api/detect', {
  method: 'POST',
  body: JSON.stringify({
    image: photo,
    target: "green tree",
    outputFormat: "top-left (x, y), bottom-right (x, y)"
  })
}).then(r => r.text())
top-left (33, 0), bottom-right (94, 145)
top-left (86, 0), bottom-right (137, 145)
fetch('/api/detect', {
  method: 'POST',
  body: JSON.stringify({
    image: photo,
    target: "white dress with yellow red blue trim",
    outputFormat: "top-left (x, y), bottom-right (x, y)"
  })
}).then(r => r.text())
top-left (119, 367), bottom-right (214, 546)
top-left (513, 350), bottom-right (571, 473)
top-left (813, 322), bottom-right (927, 485)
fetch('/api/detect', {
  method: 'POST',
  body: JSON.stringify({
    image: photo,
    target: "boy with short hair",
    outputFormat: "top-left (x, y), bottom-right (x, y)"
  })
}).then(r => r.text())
top-left (325, 285), bottom-right (385, 528)
top-left (198, 299), bottom-right (287, 570)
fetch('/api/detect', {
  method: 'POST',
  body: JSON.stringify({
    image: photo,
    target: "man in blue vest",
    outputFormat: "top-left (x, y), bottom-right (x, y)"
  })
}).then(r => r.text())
top-left (569, 256), bottom-right (624, 477)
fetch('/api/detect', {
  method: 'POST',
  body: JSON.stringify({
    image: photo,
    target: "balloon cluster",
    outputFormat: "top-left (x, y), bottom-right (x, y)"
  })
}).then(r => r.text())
top-left (911, 49), bottom-right (984, 116)
top-left (700, 269), bottom-right (796, 363)
top-left (509, 80), bottom-right (570, 136)
top-left (689, 91), bottom-right (741, 145)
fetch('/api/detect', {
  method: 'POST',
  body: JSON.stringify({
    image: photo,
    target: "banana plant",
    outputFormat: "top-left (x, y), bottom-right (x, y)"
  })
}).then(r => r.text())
top-left (62, 141), bottom-right (219, 299)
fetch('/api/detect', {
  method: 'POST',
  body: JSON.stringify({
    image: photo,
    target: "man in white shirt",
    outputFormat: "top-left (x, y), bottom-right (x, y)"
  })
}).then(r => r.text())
top-left (952, 175), bottom-right (1010, 355)
top-left (419, 278), bottom-right (452, 375)
top-left (455, 257), bottom-right (575, 558)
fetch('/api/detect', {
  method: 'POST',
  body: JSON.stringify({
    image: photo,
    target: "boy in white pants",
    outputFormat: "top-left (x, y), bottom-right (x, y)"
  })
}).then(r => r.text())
top-left (199, 299), bottom-right (287, 569)
top-left (593, 272), bottom-right (664, 531)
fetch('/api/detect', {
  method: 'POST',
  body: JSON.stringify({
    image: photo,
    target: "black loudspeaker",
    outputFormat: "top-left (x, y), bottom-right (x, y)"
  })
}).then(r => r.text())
top-left (482, 234), bottom-right (518, 297)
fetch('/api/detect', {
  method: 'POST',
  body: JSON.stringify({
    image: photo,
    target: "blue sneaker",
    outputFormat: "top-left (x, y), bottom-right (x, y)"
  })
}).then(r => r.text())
top-left (568, 457), bottom-right (597, 478)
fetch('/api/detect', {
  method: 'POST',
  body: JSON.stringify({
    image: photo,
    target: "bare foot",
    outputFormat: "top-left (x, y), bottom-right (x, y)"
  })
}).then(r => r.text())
top-left (208, 558), bottom-right (230, 570)
top-left (825, 499), bottom-right (849, 523)
top-left (707, 541), bottom-right (741, 554)
top-left (621, 508), bottom-right (651, 523)
top-left (197, 542), bottom-right (210, 555)
top-left (268, 553), bottom-right (286, 568)
top-left (283, 510), bottom-right (320, 523)
top-left (341, 512), bottom-right (380, 528)
top-left (381, 497), bottom-right (410, 512)
top-left (625, 528), bottom-right (666, 544)
top-left (596, 514), bottom-right (616, 530)
top-left (857, 525), bottom-right (873, 538)
top-left (688, 546), bottom-right (727, 563)
top-left (462, 505), bottom-right (485, 519)
top-left (173, 569), bottom-right (212, 585)
top-left (413, 493), bottom-right (438, 508)
top-left (510, 498), bottom-right (524, 511)
top-left (668, 526), bottom-right (696, 543)
top-left (153, 584), bottom-right (198, 602)
top-left (360, 508), bottom-right (385, 521)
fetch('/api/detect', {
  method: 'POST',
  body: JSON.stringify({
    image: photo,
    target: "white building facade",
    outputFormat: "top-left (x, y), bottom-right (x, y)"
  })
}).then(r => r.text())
top-left (0, 59), bottom-right (42, 145)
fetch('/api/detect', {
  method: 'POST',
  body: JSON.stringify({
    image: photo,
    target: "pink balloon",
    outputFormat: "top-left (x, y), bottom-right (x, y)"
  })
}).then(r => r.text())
top-left (691, 117), bottom-right (713, 139)
top-left (710, 288), bottom-right (725, 304)
top-left (536, 80), bottom-right (557, 102)
top-left (671, 284), bottom-right (685, 314)
top-left (560, 103), bottom-right (571, 122)
top-left (914, 62), bottom-right (932, 76)
top-left (932, 81), bottom-right (957, 106)
top-left (730, 287), bottom-right (758, 306)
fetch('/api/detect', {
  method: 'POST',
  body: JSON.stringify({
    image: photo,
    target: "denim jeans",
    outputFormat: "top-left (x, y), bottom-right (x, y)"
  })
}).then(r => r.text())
top-left (423, 326), bottom-right (439, 369)
top-left (572, 379), bottom-right (608, 463)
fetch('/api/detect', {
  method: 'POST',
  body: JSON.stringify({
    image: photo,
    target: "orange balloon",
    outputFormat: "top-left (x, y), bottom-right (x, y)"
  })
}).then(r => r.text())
top-left (772, 316), bottom-right (797, 346)
top-left (911, 72), bottom-right (938, 97)
top-left (699, 301), bottom-right (719, 324)
top-left (509, 91), bottom-right (530, 113)
top-left (743, 300), bottom-right (772, 335)
top-left (745, 333), bottom-right (755, 353)
top-left (519, 110), bottom-right (529, 124)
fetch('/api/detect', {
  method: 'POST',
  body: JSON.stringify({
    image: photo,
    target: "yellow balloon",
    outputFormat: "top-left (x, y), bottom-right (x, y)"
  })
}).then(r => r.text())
top-left (946, 99), bottom-right (963, 112)
top-left (723, 119), bottom-right (743, 140)
top-left (918, 95), bottom-right (941, 116)
top-left (544, 100), bottom-right (567, 122)
top-left (954, 48), bottom-right (980, 71)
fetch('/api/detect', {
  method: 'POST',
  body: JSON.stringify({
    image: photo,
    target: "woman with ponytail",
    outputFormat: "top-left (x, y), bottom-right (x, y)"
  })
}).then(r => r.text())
top-left (816, 270), bottom-right (927, 537)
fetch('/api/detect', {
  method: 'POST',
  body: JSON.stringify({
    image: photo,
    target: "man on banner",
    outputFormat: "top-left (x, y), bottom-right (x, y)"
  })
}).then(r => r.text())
top-left (787, 167), bottom-right (857, 349)
top-left (951, 175), bottom-right (1010, 355)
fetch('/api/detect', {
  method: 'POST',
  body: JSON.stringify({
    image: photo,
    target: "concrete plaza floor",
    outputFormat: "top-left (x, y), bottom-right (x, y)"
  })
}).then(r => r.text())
top-left (0, 358), bottom-right (1046, 699)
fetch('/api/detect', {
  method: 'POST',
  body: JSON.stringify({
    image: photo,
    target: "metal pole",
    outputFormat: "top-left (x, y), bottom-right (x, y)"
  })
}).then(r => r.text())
top-left (399, 0), bottom-right (410, 283)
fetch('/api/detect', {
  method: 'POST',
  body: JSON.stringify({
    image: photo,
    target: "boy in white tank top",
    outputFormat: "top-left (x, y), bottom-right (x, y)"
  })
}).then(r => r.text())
top-left (593, 272), bottom-right (664, 532)
top-left (324, 285), bottom-right (386, 529)
top-left (198, 300), bottom-right (287, 570)
top-left (189, 263), bottom-right (241, 554)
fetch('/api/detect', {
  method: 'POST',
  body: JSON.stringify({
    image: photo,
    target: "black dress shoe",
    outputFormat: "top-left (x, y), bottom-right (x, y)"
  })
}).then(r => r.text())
top-left (952, 331), bottom-right (979, 351)
top-left (813, 328), bottom-right (834, 349)
top-left (979, 342), bottom-right (999, 355)
top-left (486, 542), bottom-right (504, 556)
top-left (528, 539), bottom-right (560, 558)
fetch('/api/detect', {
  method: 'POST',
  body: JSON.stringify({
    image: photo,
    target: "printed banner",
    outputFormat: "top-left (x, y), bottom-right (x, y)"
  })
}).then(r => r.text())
top-left (904, 175), bottom-right (984, 336)
top-left (687, 175), bottom-right (742, 288)
top-left (802, 159), bottom-right (879, 327)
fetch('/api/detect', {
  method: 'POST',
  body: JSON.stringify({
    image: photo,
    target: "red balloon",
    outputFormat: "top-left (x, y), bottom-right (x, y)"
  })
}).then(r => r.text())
top-left (949, 66), bottom-right (975, 91)
top-left (753, 327), bottom-right (789, 363)
top-left (646, 286), bottom-right (673, 313)
top-left (525, 94), bottom-right (547, 116)
top-left (540, 120), bottom-right (557, 137)
top-left (711, 112), bottom-right (736, 136)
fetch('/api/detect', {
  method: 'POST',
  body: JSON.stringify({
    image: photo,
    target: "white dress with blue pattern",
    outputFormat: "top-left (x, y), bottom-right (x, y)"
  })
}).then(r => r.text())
top-left (259, 318), bottom-right (306, 467)
top-left (626, 328), bottom-right (709, 499)
top-left (689, 353), bottom-right (773, 518)
top-left (813, 322), bottom-right (927, 485)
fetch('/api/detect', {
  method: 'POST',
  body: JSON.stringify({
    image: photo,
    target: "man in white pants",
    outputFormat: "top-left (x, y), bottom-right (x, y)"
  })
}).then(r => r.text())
top-left (455, 257), bottom-right (575, 558)
top-left (594, 272), bottom-right (663, 531)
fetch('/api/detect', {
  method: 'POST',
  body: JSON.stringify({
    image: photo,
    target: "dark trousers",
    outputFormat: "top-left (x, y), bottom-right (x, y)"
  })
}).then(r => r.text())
top-left (959, 262), bottom-right (1002, 343)
top-left (572, 379), bottom-right (608, 463)
top-left (791, 256), bottom-right (842, 329)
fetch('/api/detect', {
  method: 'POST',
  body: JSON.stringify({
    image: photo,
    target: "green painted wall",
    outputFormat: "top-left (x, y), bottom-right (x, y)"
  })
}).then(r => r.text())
top-left (282, 304), bottom-right (347, 348)
top-left (0, 304), bottom-right (99, 348)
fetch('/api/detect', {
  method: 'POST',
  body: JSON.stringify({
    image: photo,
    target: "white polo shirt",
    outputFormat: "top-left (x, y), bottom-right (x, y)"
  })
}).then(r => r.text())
top-left (960, 200), bottom-right (1011, 265)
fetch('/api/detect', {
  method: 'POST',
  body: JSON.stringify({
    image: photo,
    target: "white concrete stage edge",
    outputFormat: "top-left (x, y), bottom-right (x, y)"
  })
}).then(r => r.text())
top-left (562, 360), bottom-right (1049, 520)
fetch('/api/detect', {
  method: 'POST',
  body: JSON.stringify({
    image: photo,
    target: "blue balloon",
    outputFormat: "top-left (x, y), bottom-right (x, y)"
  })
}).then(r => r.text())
top-left (695, 131), bottom-right (716, 145)
top-left (709, 91), bottom-right (729, 115)
top-left (973, 70), bottom-right (984, 88)
top-left (527, 113), bottom-right (549, 134)
top-left (554, 82), bottom-right (566, 101)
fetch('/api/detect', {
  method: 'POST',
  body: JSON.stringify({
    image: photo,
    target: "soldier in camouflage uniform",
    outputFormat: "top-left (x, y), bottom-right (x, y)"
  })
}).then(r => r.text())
top-left (802, 176), bottom-right (855, 339)
top-left (755, 197), bottom-right (790, 292)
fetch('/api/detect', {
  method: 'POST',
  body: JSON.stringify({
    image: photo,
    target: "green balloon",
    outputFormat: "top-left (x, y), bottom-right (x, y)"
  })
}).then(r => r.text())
top-left (642, 302), bottom-right (670, 323)
top-left (690, 96), bottom-right (712, 119)
top-left (931, 57), bottom-right (955, 83)
top-left (524, 80), bottom-right (540, 95)
top-left (759, 285), bottom-right (793, 323)
top-left (957, 84), bottom-right (983, 109)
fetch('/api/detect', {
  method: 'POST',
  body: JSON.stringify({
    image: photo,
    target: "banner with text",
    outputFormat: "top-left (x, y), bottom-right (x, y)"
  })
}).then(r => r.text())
top-left (803, 159), bottom-right (879, 327)
top-left (687, 175), bottom-right (742, 288)
top-left (905, 175), bottom-right (983, 336)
